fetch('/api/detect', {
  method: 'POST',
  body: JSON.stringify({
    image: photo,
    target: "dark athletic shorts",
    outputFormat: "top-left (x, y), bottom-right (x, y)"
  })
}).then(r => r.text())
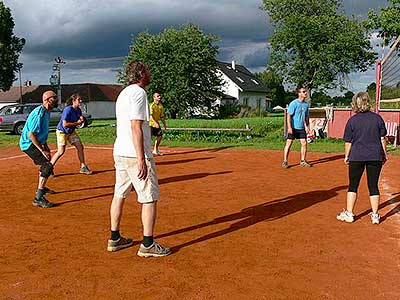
top-left (23, 144), bottom-right (49, 165)
top-left (150, 126), bottom-right (163, 137)
top-left (286, 128), bottom-right (307, 140)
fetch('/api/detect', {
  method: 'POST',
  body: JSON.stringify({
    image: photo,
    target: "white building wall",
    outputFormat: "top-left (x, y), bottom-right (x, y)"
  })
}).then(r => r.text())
top-left (239, 93), bottom-right (267, 111)
top-left (85, 101), bottom-right (115, 119)
top-left (217, 70), bottom-right (240, 99)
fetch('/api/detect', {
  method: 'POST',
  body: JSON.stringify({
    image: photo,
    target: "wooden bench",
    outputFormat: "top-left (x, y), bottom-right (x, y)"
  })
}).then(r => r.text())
top-left (166, 124), bottom-right (251, 132)
top-left (165, 124), bottom-right (252, 139)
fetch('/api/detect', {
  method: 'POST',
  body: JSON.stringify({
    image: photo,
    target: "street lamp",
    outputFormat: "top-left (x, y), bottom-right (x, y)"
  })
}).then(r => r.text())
top-left (51, 56), bottom-right (66, 105)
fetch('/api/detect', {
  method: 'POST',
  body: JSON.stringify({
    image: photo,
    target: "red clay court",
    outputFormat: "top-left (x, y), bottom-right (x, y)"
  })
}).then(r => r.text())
top-left (0, 146), bottom-right (399, 299)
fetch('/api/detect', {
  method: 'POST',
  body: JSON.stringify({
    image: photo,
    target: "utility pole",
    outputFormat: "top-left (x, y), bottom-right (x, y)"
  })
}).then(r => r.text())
top-left (17, 63), bottom-right (23, 104)
top-left (50, 57), bottom-right (66, 105)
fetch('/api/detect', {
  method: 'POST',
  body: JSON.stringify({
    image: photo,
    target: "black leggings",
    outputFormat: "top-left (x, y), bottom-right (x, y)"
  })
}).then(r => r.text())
top-left (348, 161), bottom-right (383, 196)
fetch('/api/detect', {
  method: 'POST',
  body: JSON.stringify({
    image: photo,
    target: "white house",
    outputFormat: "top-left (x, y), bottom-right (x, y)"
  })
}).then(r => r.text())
top-left (216, 61), bottom-right (271, 111)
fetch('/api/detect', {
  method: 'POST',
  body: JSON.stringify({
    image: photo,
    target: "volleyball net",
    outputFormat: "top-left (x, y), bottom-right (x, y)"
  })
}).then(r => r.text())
top-left (376, 36), bottom-right (400, 110)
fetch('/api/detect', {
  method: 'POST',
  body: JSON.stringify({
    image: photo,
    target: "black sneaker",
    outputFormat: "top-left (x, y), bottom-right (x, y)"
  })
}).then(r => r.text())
top-left (32, 196), bottom-right (55, 208)
top-left (43, 187), bottom-right (56, 195)
top-left (107, 236), bottom-right (134, 252)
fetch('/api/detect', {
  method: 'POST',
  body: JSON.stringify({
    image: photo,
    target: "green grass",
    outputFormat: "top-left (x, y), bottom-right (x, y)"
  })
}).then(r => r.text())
top-left (1, 116), bottom-right (399, 155)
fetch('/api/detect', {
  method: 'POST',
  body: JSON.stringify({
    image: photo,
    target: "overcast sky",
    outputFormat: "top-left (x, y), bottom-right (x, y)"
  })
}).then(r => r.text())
top-left (3, 0), bottom-right (390, 95)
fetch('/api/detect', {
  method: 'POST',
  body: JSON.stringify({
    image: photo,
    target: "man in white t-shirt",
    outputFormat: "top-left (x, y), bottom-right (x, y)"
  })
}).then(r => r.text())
top-left (107, 60), bottom-right (171, 257)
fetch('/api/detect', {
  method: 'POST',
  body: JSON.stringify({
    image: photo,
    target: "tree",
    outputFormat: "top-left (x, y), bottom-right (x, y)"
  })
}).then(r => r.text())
top-left (119, 24), bottom-right (222, 118)
top-left (260, 0), bottom-right (376, 99)
top-left (366, 0), bottom-right (400, 42)
top-left (312, 90), bottom-right (332, 106)
top-left (0, 2), bottom-right (25, 91)
top-left (254, 70), bottom-right (286, 107)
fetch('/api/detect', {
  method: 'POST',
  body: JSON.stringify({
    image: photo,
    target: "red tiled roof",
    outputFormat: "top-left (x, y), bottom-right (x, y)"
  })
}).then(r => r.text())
top-left (0, 83), bottom-right (123, 103)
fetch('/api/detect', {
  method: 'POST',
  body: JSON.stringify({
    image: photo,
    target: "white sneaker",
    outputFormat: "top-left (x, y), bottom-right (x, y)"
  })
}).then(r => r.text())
top-left (152, 150), bottom-right (163, 156)
top-left (336, 209), bottom-right (354, 223)
top-left (370, 212), bottom-right (380, 225)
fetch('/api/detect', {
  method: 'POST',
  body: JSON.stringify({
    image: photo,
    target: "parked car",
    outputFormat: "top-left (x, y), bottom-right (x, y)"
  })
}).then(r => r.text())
top-left (0, 103), bottom-right (92, 135)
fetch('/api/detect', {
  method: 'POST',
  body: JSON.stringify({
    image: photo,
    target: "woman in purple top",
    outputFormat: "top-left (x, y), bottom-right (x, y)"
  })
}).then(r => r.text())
top-left (50, 93), bottom-right (92, 175)
top-left (337, 92), bottom-right (387, 224)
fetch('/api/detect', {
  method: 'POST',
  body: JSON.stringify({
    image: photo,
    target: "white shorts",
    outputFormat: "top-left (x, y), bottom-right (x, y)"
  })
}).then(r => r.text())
top-left (113, 156), bottom-right (160, 203)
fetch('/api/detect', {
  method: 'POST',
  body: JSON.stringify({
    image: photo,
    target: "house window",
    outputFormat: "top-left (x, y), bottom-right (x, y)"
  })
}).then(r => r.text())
top-left (243, 98), bottom-right (249, 106)
top-left (251, 79), bottom-right (259, 85)
top-left (236, 76), bottom-right (244, 83)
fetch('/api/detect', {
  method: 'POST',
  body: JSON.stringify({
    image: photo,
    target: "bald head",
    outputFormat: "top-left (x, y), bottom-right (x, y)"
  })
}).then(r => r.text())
top-left (42, 90), bottom-right (56, 101)
top-left (42, 90), bottom-right (58, 111)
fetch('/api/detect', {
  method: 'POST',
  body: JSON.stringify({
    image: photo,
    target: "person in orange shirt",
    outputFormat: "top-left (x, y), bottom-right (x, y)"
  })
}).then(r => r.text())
top-left (149, 93), bottom-right (167, 155)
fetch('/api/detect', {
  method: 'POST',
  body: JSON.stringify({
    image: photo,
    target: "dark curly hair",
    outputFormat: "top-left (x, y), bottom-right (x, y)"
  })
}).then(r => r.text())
top-left (125, 60), bottom-right (148, 85)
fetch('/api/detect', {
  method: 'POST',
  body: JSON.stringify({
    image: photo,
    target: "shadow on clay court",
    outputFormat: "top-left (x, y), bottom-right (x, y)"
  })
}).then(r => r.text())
top-left (51, 172), bottom-right (232, 204)
top-left (156, 156), bottom-right (215, 166)
top-left (308, 154), bottom-right (344, 166)
top-left (156, 185), bottom-right (347, 253)
top-left (355, 194), bottom-right (400, 223)
top-left (53, 169), bottom-right (114, 178)
top-left (56, 192), bottom-right (114, 205)
top-left (51, 185), bottom-right (114, 194)
top-left (160, 146), bottom-right (235, 156)
top-left (159, 171), bottom-right (232, 185)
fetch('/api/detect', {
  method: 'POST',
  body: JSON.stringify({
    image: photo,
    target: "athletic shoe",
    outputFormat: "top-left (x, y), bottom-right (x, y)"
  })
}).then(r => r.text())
top-left (80, 166), bottom-right (92, 175)
top-left (137, 241), bottom-right (171, 258)
top-left (32, 196), bottom-right (55, 208)
top-left (336, 209), bottom-right (354, 223)
top-left (43, 187), bottom-right (56, 195)
top-left (152, 150), bottom-right (163, 156)
top-left (282, 161), bottom-right (289, 169)
top-left (300, 160), bottom-right (312, 168)
top-left (370, 212), bottom-right (380, 225)
top-left (107, 236), bottom-right (134, 252)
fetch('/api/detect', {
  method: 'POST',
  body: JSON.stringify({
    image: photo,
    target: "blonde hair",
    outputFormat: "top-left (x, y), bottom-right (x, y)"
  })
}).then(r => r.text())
top-left (351, 92), bottom-right (371, 113)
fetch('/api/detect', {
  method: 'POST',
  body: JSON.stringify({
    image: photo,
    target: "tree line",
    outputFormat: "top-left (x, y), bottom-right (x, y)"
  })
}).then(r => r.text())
top-left (1, 0), bottom-right (399, 117)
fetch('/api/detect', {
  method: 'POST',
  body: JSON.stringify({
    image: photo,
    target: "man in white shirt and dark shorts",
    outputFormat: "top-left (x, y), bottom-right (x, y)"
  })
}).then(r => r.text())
top-left (107, 60), bottom-right (171, 257)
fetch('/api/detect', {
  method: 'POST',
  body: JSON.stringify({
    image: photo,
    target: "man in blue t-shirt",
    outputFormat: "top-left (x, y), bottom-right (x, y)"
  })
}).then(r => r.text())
top-left (282, 87), bottom-right (311, 168)
top-left (20, 90), bottom-right (59, 208)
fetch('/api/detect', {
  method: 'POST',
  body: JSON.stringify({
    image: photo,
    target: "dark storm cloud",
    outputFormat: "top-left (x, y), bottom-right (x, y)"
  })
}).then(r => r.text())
top-left (2, 0), bottom-right (392, 86)
top-left (342, 0), bottom-right (388, 16)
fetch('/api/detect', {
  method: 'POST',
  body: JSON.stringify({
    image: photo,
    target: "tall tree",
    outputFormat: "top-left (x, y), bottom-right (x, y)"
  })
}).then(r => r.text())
top-left (366, 0), bottom-right (400, 42)
top-left (119, 24), bottom-right (222, 118)
top-left (0, 2), bottom-right (25, 91)
top-left (260, 0), bottom-right (375, 98)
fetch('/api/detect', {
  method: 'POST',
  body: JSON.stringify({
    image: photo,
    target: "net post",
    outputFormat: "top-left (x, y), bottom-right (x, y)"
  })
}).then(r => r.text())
top-left (375, 60), bottom-right (382, 113)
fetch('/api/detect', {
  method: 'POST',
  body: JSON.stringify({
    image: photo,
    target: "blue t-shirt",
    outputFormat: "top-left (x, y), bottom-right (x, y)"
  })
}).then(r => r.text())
top-left (343, 111), bottom-right (387, 161)
top-left (288, 99), bottom-right (309, 130)
top-left (57, 105), bottom-right (82, 134)
top-left (19, 105), bottom-right (50, 151)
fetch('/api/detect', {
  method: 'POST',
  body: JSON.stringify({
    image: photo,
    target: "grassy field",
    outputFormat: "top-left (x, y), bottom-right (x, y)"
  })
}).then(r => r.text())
top-left (1, 116), bottom-right (400, 155)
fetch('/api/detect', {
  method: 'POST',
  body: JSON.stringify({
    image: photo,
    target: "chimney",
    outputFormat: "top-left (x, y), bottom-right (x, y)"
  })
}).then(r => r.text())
top-left (25, 80), bottom-right (32, 86)
top-left (231, 60), bottom-right (236, 70)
